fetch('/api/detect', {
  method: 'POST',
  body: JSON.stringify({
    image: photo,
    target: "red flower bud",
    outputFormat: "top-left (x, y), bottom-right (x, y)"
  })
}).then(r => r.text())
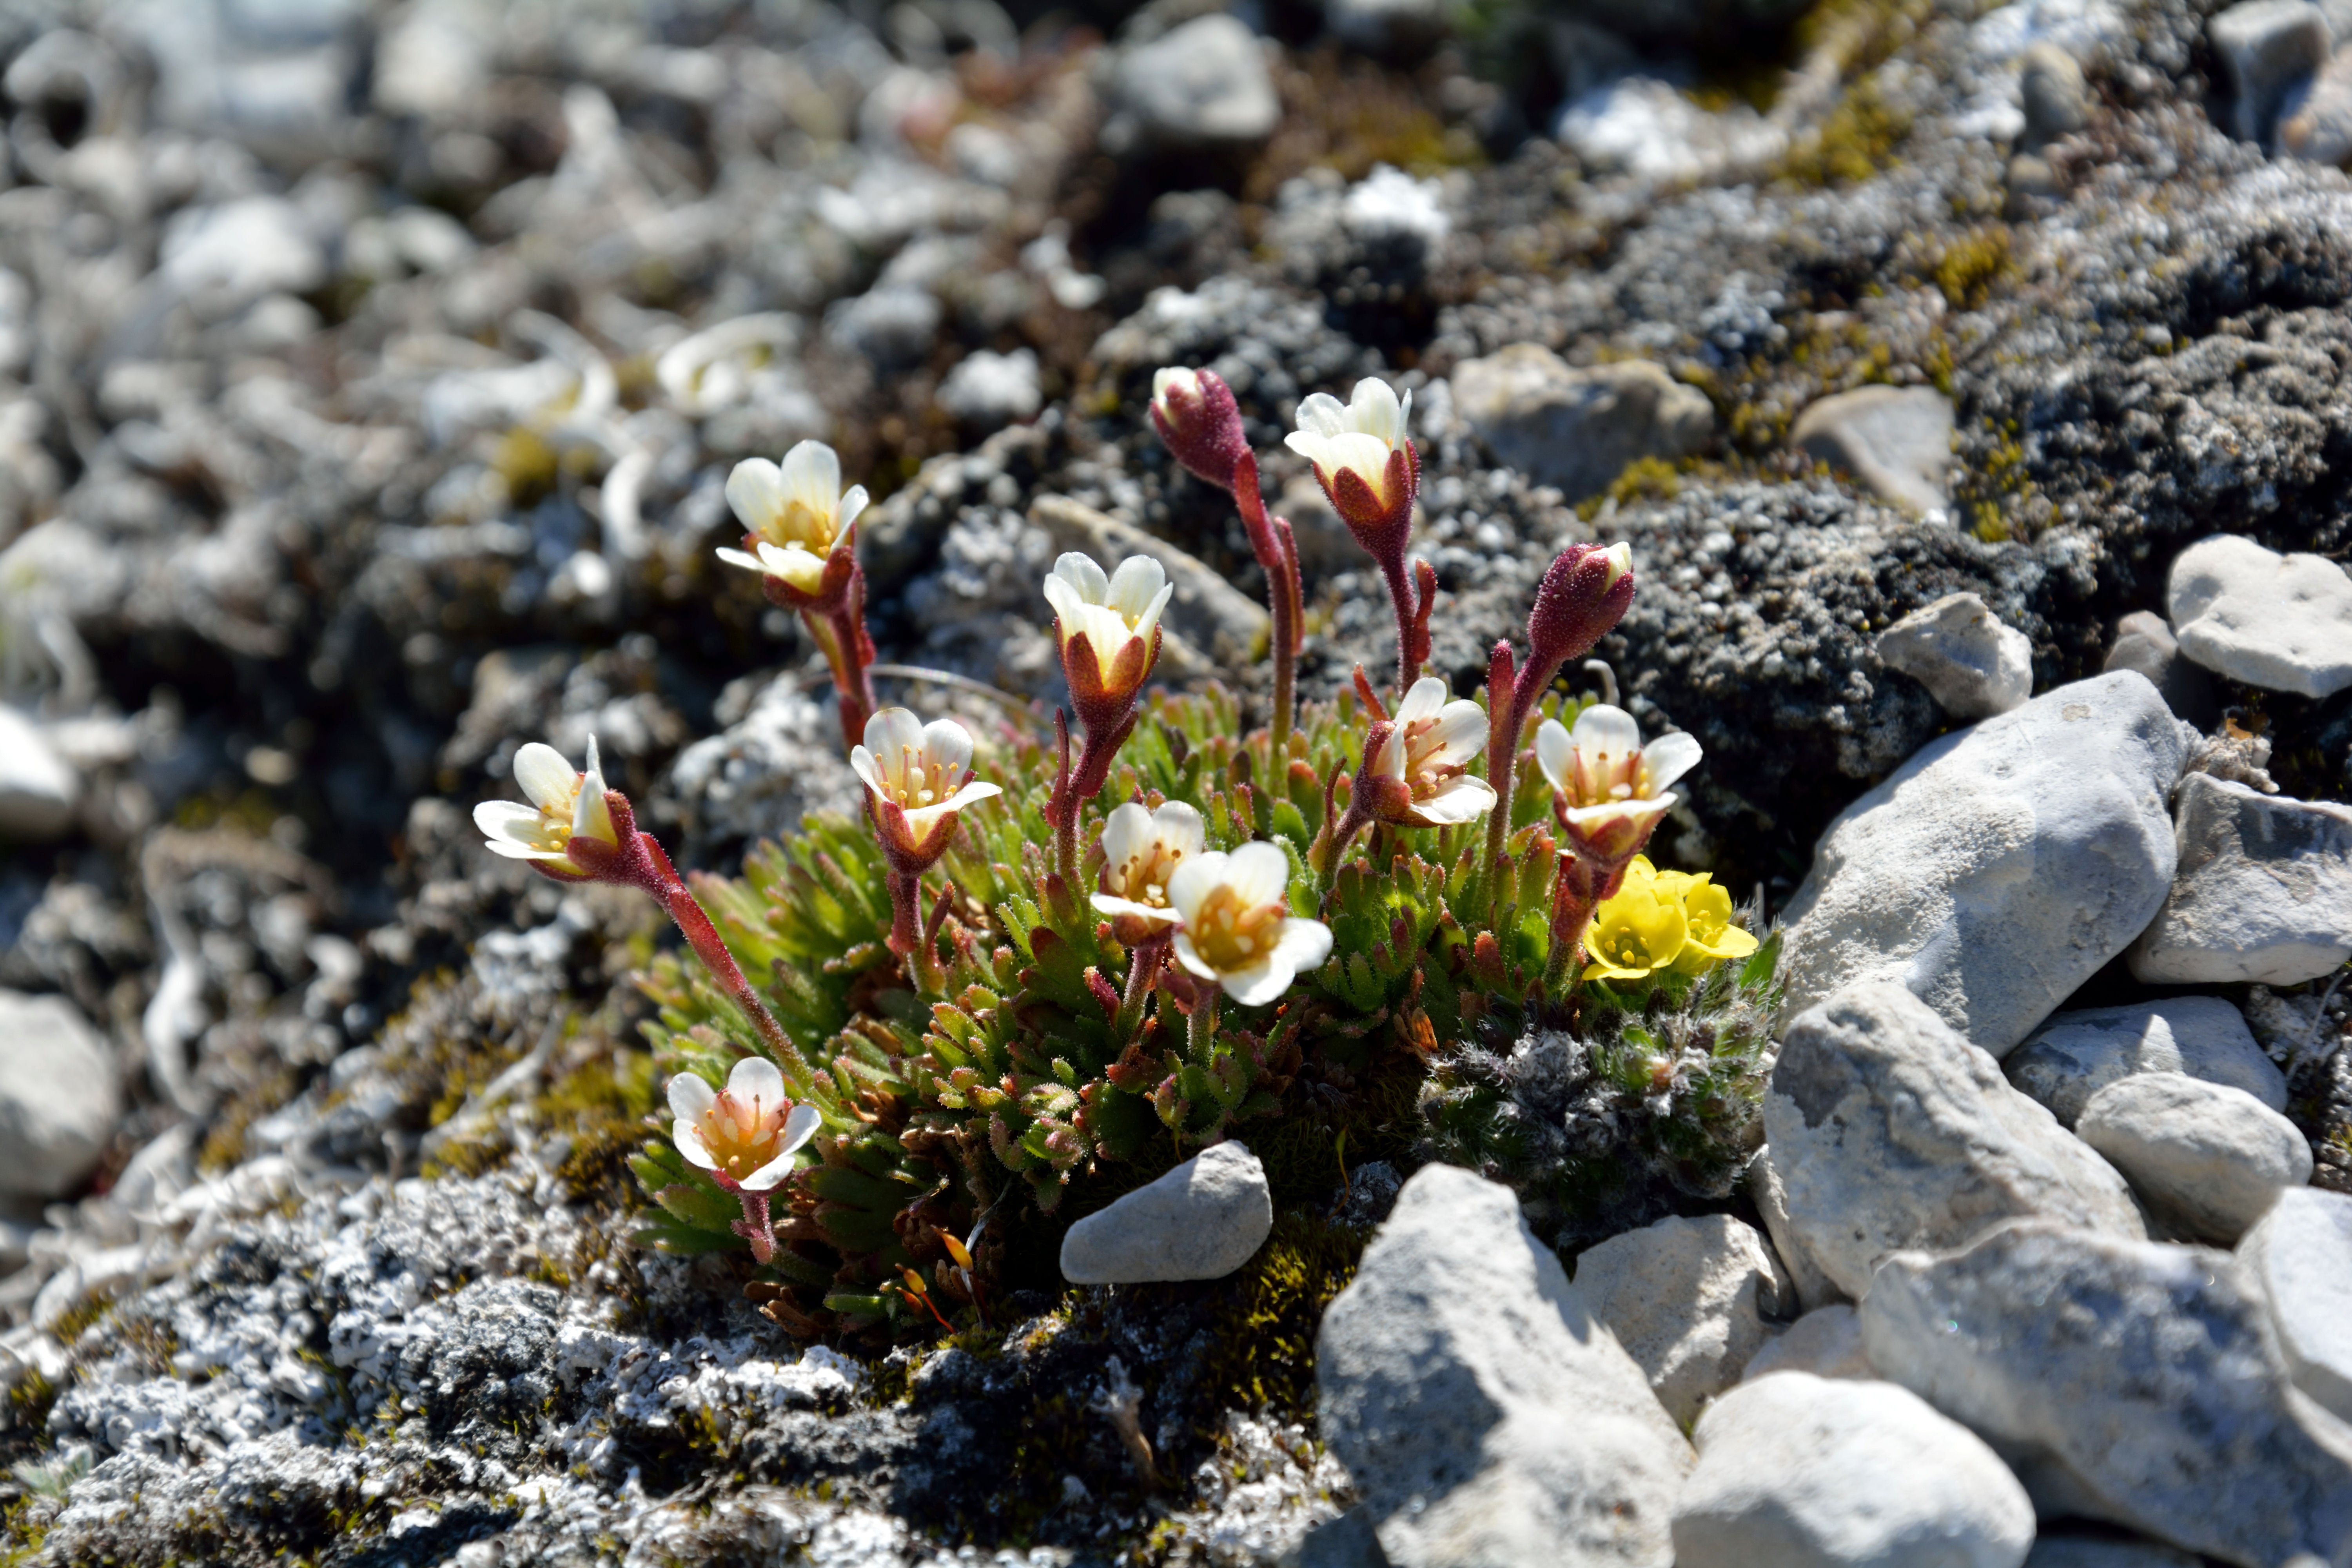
top-left (1149, 367), bottom-right (1250, 492)
top-left (1526, 542), bottom-right (1635, 673)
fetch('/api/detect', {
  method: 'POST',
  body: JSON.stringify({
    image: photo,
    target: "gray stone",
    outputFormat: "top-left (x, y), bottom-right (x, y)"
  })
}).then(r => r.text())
top-left (2077, 1073), bottom-right (2311, 1243)
top-left (936, 348), bottom-right (1042, 430)
top-left (1740, 1305), bottom-right (1875, 1384)
top-left (2024, 1539), bottom-right (2199, 1568)
top-left (2281, 43), bottom-right (2352, 161)
top-left (1451, 347), bottom-right (1713, 501)
top-left (1059, 1142), bottom-right (1272, 1284)
top-left (1672, 1372), bottom-right (2035, 1568)
top-left (1789, 385), bottom-right (1955, 514)
top-left (1573, 1213), bottom-right (1791, 1426)
top-left (1317, 1164), bottom-right (1690, 1568)
top-left (1110, 16), bottom-right (1280, 148)
top-left (1860, 1220), bottom-right (2352, 1567)
top-left (1030, 495), bottom-right (1269, 672)
top-left (2005, 996), bottom-right (2285, 1129)
top-left (2019, 43), bottom-right (2090, 147)
top-left (2210, 0), bottom-right (2332, 143)
top-left (1780, 671), bottom-right (2190, 1057)
top-left (0, 704), bottom-right (79, 840)
top-left (1748, 1146), bottom-right (1843, 1311)
top-left (1873, 592), bottom-right (2034, 721)
top-left (0, 990), bottom-right (122, 1200)
top-left (1762, 982), bottom-right (2146, 1301)
top-left (2167, 532), bottom-right (2352, 698)
top-left (2100, 611), bottom-right (2218, 728)
top-left (1324, 0), bottom-right (1449, 55)
top-left (2129, 773), bottom-right (2352, 985)
top-left (2238, 1185), bottom-right (2352, 1423)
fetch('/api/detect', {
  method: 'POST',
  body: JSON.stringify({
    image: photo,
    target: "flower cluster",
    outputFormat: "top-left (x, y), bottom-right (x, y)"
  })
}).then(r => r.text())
top-left (1582, 856), bottom-right (1760, 984)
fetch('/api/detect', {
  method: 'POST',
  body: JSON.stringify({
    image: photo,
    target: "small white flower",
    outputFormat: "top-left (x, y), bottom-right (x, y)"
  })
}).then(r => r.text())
top-left (1283, 377), bottom-right (1412, 506)
top-left (1040, 552), bottom-right (1173, 704)
top-left (472, 735), bottom-right (621, 875)
top-left (714, 440), bottom-right (869, 598)
top-left (1534, 703), bottom-right (1702, 861)
top-left (851, 707), bottom-right (1003, 861)
top-left (1370, 676), bottom-right (1497, 827)
top-left (668, 1056), bottom-right (822, 1191)
top-left (1092, 800), bottom-right (1205, 931)
top-left (1150, 366), bottom-right (1201, 421)
top-left (1167, 842), bottom-right (1332, 1006)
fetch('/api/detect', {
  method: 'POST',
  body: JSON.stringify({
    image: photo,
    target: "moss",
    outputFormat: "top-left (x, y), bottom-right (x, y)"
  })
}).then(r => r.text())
top-left (1930, 226), bottom-right (2014, 311)
top-left (1194, 1215), bottom-right (1365, 1425)
top-left (1777, 76), bottom-right (1912, 187)
top-left (493, 426), bottom-right (559, 509)
top-left (546, 1049), bottom-right (660, 1205)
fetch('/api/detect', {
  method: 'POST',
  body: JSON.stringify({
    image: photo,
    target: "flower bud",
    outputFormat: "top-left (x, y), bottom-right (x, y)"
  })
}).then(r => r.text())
top-left (1286, 377), bottom-right (1417, 560)
top-left (1149, 367), bottom-right (1250, 492)
top-left (1526, 541), bottom-right (1635, 673)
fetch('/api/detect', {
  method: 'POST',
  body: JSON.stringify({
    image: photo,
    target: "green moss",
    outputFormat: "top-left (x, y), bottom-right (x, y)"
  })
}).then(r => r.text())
top-left (1930, 226), bottom-right (2014, 311)
top-left (1777, 76), bottom-right (1912, 186)
top-left (1195, 1215), bottom-right (1365, 1423)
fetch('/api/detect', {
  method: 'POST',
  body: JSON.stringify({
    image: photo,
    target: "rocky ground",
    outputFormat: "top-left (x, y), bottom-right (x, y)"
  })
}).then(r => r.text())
top-left (4, 0), bottom-right (2352, 1562)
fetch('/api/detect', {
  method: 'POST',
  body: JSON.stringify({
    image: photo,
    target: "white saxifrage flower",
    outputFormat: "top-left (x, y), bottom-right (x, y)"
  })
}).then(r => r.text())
top-left (1091, 800), bottom-right (1205, 935)
top-left (1534, 703), bottom-right (1703, 864)
top-left (1366, 676), bottom-right (1497, 827)
top-left (1167, 842), bottom-right (1332, 1005)
top-left (714, 439), bottom-right (869, 602)
top-left (1040, 552), bottom-right (1173, 715)
top-left (471, 736), bottom-right (621, 876)
top-left (850, 707), bottom-right (1002, 870)
top-left (668, 1056), bottom-right (821, 1192)
top-left (1283, 377), bottom-right (1414, 513)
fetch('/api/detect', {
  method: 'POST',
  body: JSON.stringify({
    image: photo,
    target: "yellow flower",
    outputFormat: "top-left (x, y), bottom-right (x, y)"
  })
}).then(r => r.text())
top-left (1656, 868), bottom-right (1760, 974)
top-left (1581, 858), bottom-right (1688, 983)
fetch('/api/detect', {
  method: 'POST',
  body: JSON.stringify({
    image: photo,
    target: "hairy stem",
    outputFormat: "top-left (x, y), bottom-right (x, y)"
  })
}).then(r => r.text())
top-left (1377, 555), bottom-right (1421, 691)
top-left (1120, 936), bottom-right (1165, 1038)
top-left (641, 838), bottom-right (806, 1077)
top-left (731, 1187), bottom-right (777, 1265)
top-left (1187, 989), bottom-right (1220, 1059)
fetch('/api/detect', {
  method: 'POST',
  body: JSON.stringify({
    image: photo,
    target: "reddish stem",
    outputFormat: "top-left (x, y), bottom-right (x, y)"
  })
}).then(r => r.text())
top-left (636, 832), bottom-right (808, 1078)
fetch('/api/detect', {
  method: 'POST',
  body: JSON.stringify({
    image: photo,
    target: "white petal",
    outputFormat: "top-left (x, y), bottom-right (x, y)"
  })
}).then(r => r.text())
top-left (1350, 377), bottom-right (1405, 448)
top-left (1152, 800), bottom-right (1206, 858)
top-left (1099, 802), bottom-right (1153, 868)
top-left (1106, 556), bottom-right (1168, 622)
top-left (715, 545), bottom-right (768, 574)
top-left (511, 742), bottom-right (577, 811)
top-left (725, 458), bottom-right (786, 533)
top-left (1321, 431), bottom-right (1394, 490)
top-left (473, 800), bottom-right (543, 844)
top-left (780, 1101), bottom-right (823, 1156)
top-left (1091, 892), bottom-right (1183, 926)
top-left (1641, 731), bottom-right (1704, 795)
top-left (938, 778), bottom-right (1002, 811)
top-left (1560, 796), bottom-right (1675, 833)
top-left (1165, 850), bottom-right (1232, 924)
top-left (1425, 701), bottom-right (1490, 767)
top-left (779, 439), bottom-right (842, 512)
top-left (1042, 571), bottom-right (1085, 629)
top-left (1411, 775), bottom-right (1497, 825)
top-left (1051, 552), bottom-right (1110, 605)
top-left (900, 779), bottom-right (1000, 836)
top-left (849, 746), bottom-right (887, 800)
top-left (1152, 366), bottom-right (1198, 403)
top-left (573, 734), bottom-right (616, 846)
top-left (668, 1071), bottom-right (717, 1122)
top-left (672, 1123), bottom-right (719, 1171)
top-left (863, 707), bottom-right (925, 764)
top-left (727, 1055), bottom-right (788, 1112)
top-left (1570, 702), bottom-right (1644, 759)
top-left (1171, 930), bottom-right (1220, 981)
top-left (1219, 955), bottom-right (1292, 1007)
top-left (1282, 430), bottom-right (1335, 469)
top-left (1293, 391), bottom-right (1350, 438)
top-left (836, 484), bottom-right (869, 535)
top-left (1394, 676), bottom-right (1448, 725)
top-left (1371, 724), bottom-right (1405, 782)
top-left (738, 1153), bottom-right (795, 1191)
top-left (1534, 717), bottom-right (1573, 791)
top-left (483, 838), bottom-right (571, 862)
top-left (1224, 840), bottom-right (1291, 906)
top-left (1133, 580), bottom-right (1174, 646)
top-left (1272, 916), bottom-right (1334, 973)
top-left (1073, 602), bottom-right (1135, 666)
top-left (921, 718), bottom-right (975, 775)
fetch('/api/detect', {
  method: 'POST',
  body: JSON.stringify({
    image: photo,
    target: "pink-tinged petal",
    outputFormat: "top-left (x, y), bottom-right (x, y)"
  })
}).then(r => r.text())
top-left (671, 1121), bottom-right (719, 1171)
top-left (1534, 717), bottom-right (1573, 791)
top-left (726, 1055), bottom-right (787, 1112)
top-left (1091, 893), bottom-right (1183, 926)
top-left (1219, 955), bottom-right (1291, 1007)
top-left (1641, 731), bottom-right (1704, 795)
top-left (1171, 931), bottom-right (1220, 982)
top-left (511, 742), bottom-right (577, 811)
top-left (668, 1071), bottom-right (717, 1122)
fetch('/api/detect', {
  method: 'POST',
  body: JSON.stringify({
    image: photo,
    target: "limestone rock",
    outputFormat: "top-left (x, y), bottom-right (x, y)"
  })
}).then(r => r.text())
top-left (2100, 610), bottom-right (2217, 728)
top-left (1452, 345), bottom-right (1712, 500)
top-left (1573, 1213), bottom-right (1791, 1426)
top-left (1748, 1146), bottom-right (1843, 1311)
top-left (1740, 1305), bottom-right (1875, 1384)
top-left (1317, 1164), bottom-right (1690, 1568)
top-left (1860, 1220), bottom-right (2352, 1567)
top-left (2167, 532), bottom-right (2352, 698)
top-left (2280, 42), bottom-right (2352, 161)
top-left (2077, 1073), bottom-right (2311, 1243)
top-left (1672, 1372), bottom-right (2035, 1568)
top-left (2210, 0), bottom-right (2333, 143)
top-left (1780, 671), bottom-right (2189, 1056)
top-left (2004, 996), bottom-right (2285, 1129)
top-left (1762, 982), bottom-right (2145, 1301)
top-left (2238, 1185), bottom-right (2352, 1423)
top-left (936, 348), bottom-right (1041, 431)
top-left (0, 704), bottom-right (80, 840)
top-left (2129, 774), bottom-right (2352, 985)
top-left (1109, 16), bottom-right (1280, 148)
top-left (2019, 42), bottom-right (2090, 147)
top-left (1789, 385), bottom-right (1955, 514)
top-left (2024, 1539), bottom-right (2199, 1568)
top-left (1873, 592), bottom-right (2034, 721)
top-left (1031, 494), bottom-right (1270, 672)
top-left (0, 990), bottom-right (122, 1200)
top-left (1058, 1142), bottom-right (1272, 1284)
